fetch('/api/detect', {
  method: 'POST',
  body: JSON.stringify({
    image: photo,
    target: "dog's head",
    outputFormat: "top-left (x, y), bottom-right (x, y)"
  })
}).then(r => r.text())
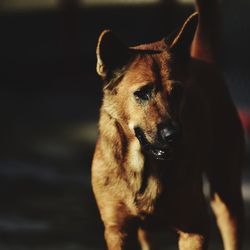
top-left (96, 13), bottom-right (198, 160)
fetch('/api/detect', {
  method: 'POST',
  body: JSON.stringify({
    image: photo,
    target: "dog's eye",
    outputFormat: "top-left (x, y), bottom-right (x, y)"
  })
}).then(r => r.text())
top-left (134, 85), bottom-right (153, 101)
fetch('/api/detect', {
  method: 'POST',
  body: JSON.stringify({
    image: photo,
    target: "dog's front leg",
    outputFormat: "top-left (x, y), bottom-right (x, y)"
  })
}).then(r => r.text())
top-left (104, 223), bottom-right (140, 250)
top-left (104, 225), bottom-right (126, 250)
top-left (178, 232), bottom-right (207, 250)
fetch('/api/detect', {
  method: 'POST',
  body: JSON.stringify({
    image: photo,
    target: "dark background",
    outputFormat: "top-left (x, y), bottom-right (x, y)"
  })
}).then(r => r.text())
top-left (0, 0), bottom-right (250, 249)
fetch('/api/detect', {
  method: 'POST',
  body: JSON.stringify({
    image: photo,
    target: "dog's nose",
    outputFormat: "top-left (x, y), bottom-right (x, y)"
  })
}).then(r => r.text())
top-left (158, 123), bottom-right (180, 145)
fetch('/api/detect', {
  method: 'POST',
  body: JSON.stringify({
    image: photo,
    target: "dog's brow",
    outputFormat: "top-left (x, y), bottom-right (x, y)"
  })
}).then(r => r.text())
top-left (133, 81), bottom-right (154, 90)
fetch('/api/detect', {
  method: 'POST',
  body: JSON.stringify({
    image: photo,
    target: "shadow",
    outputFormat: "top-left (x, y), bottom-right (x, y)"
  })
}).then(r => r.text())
top-left (0, 1), bottom-right (250, 249)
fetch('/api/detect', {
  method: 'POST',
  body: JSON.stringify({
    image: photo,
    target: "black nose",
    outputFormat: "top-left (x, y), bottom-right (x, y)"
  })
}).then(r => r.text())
top-left (158, 123), bottom-right (180, 145)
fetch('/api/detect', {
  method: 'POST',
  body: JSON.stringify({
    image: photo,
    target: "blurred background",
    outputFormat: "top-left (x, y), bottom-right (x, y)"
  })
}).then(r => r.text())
top-left (0, 0), bottom-right (250, 249)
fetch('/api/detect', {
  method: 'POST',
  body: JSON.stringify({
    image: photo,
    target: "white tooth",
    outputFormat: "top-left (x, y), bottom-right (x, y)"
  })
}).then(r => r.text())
top-left (156, 150), bottom-right (164, 156)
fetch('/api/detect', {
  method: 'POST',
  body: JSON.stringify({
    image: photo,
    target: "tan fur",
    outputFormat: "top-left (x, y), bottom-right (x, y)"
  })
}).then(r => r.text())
top-left (92, 1), bottom-right (244, 249)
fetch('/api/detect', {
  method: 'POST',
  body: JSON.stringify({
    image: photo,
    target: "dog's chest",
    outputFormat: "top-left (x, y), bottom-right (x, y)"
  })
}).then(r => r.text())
top-left (133, 174), bottom-right (162, 215)
top-left (125, 139), bottom-right (163, 215)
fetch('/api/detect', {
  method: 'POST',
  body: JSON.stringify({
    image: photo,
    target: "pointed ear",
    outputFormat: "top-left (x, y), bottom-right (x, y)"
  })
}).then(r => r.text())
top-left (96, 30), bottom-right (132, 81)
top-left (167, 12), bottom-right (198, 60)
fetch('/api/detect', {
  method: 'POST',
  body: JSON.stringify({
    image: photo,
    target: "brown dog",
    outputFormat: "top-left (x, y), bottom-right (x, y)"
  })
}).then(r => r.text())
top-left (92, 0), bottom-right (245, 249)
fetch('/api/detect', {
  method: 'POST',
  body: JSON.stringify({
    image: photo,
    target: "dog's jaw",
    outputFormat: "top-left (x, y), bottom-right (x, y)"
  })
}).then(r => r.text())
top-left (134, 127), bottom-right (173, 161)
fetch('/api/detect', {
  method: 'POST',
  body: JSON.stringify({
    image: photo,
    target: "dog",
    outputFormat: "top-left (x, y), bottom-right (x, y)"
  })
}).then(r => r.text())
top-left (92, 0), bottom-right (245, 249)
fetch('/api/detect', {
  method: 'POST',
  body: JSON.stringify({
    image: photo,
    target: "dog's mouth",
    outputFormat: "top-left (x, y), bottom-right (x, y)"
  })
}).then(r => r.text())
top-left (134, 127), bottom-right (174, 161)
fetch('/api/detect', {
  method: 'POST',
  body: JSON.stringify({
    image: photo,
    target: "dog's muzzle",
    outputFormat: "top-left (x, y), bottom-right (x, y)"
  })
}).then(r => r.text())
top-left (134, 123), bottom-right (181, 160)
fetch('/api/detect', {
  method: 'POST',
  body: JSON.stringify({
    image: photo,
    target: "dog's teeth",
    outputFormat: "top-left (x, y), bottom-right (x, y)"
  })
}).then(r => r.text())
top-left (158, 150), bottom-right (164, 155)
top-left (154, 149), bottom-right (164, 156)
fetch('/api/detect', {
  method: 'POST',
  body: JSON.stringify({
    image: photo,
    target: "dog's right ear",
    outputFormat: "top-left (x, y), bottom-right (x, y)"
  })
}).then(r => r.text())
top-left (166, 13), bottom-right (198, 61)
top-left (96, 30), bottom-right (132, 82)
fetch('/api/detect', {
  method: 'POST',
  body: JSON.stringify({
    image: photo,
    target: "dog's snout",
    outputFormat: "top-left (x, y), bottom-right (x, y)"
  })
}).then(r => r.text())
top-left (158, 123), bottom-right (180, 145)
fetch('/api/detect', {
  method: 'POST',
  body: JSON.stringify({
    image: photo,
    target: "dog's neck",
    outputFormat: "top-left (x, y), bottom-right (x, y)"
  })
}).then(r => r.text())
top-left (99, 111), bottom-right (162, 214)
top-left (99, 110), bottom-right (144, 170)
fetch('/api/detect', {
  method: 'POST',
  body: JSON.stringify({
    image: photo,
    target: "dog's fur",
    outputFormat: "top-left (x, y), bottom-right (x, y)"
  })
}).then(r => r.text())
top-left (92, 0), bottom-right (245, 249)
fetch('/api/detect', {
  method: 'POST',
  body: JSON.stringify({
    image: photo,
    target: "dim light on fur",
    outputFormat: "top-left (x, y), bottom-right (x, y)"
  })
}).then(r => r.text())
top-left (92, 1), bottom-right (245, 249)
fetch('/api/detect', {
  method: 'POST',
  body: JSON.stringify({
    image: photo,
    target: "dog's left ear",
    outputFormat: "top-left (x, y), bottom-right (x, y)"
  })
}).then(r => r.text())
top-left (166, 12), bottom-right (198, 60)
top-left (96, 30), bottom-right (132, 81)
